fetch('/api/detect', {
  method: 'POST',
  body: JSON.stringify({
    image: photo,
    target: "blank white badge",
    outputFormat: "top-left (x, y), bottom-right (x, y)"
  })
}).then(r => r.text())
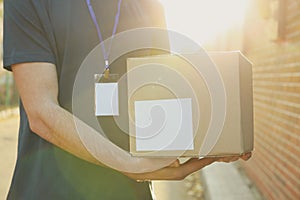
top-left (95, 83), bottom-right (119, 116)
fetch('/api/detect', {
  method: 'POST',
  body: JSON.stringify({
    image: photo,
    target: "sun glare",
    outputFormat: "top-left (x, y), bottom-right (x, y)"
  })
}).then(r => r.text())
top-left (161, 0), bottom-right (249, 47)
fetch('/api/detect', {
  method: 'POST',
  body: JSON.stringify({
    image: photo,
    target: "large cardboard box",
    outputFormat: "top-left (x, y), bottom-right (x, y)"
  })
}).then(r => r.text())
top-left (127, 51), bottom-right (253, 157)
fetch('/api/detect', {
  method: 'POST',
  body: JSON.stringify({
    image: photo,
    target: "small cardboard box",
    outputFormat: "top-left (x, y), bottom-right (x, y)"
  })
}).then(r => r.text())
top-left (127, 51), bottom-right (253, 157)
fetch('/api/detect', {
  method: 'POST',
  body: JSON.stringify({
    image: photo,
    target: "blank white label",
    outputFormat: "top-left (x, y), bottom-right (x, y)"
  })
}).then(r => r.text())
top-left (134, 98), bottom-right (194, 151)
top-left (95, 83), bottom-right (119, 116)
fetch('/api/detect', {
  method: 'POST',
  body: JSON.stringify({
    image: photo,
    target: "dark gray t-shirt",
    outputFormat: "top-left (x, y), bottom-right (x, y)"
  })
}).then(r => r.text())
top-left (3, 0), bottom-right (167, 199)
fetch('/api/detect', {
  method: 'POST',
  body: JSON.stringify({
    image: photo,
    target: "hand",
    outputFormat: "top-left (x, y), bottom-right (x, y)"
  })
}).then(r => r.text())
top-left (123, 152), bottom-right (252, 181)
top-left (123, 157), bottom-right (216, 181)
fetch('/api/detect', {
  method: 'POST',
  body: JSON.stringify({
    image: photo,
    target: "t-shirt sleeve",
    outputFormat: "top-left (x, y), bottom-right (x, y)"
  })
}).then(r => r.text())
top-left (3, 0), bottom-right (56, 71)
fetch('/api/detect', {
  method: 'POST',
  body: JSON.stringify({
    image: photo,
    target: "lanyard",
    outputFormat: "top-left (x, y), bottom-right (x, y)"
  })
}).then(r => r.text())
top-left (86, 0), bottom-right (122, 70)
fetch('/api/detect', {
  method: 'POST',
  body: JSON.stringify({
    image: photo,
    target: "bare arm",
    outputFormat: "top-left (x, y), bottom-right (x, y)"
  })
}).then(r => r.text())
top-left (13, 62), bottom-right (103, 165)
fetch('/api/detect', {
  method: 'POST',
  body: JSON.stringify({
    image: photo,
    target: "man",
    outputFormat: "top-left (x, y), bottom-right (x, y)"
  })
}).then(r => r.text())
top-left (4, 0), bottom-right (251, 199)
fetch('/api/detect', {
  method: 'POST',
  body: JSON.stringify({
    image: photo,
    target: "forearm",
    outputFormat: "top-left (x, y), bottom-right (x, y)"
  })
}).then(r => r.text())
top-left (30, 101), bottom-right (102, 166)
top-left (30, 99), bottom-right (172, 173)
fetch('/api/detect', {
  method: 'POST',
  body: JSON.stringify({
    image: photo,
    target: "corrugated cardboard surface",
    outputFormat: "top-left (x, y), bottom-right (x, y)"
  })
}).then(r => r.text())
top-left (127, 51), bottom-right (253, 157)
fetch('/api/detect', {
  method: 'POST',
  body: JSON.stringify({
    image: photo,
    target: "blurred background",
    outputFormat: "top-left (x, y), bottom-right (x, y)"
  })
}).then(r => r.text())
top-left (0, 0), bottom-right (18, 112)
top-left (1, 0), bottom-right (299, 199)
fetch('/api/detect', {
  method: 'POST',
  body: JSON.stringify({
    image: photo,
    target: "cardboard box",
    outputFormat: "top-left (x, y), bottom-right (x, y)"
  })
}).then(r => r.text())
top-left (127, 51), bottom-right (253, 157)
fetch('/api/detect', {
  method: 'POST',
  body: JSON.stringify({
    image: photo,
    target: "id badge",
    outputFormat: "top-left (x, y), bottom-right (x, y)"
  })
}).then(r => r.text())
top-left (94, 72), bottom-right (119, 116)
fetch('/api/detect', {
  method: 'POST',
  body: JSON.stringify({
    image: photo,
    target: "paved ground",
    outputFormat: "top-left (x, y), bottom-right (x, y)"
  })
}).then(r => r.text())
top-left (153, 172), bottom-right (203, 200)
top-left (0, 116), bottom-right (19, 199)
top-left (201, 162), bottom-right (263, 200)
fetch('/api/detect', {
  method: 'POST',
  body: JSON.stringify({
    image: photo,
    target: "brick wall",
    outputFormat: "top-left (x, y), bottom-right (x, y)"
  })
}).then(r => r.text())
top-left (241, 0), bottom-right (300, 199)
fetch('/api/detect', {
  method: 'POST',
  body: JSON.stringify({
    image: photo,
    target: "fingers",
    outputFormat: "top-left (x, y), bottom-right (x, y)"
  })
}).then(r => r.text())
top-left (241, 152), bottom-right (252, 161)
top-left (216, 152), bottom-right (252, 163)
